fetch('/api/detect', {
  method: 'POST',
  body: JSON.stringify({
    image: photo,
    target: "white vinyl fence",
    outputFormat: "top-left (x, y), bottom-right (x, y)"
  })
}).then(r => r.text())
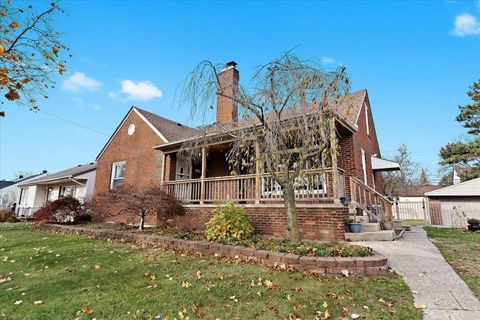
top-left (393, 200), bottom-right (428, 221)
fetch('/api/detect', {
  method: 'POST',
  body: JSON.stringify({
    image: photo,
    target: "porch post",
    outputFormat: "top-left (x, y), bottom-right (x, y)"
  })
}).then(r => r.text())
top-left (200, 146), bottom-right (206, 204)
top-left (255, 141), bottom-right (261, 204)
top-left (330, 116), bottom-right (340, 203)
top-left (159, 153), bottom-right (166, 186)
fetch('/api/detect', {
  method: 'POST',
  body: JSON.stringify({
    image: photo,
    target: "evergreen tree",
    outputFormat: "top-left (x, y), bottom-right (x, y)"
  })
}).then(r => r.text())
top-left (440, 80), bottom-right (480, 182)
top-left (417, 168), bottom-right (430, 185)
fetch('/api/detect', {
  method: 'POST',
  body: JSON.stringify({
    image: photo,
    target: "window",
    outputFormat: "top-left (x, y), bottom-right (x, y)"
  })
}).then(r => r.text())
top-left (46, 187), bottom-right (54, 202)
top-left (361, 148), bottom-right (368, 185)
top-left (60, 186), bottom-right (75, 198)
top-left (128, 123), bottom-right (136, 136)
top-left (19, 188), bottom-right (28, 205)
top-left (1, 193), bottom-right (9, 205)
top-left (111, 161), bottom-right (126, 189)
top-left (365, 104), bottom-right (370, 135)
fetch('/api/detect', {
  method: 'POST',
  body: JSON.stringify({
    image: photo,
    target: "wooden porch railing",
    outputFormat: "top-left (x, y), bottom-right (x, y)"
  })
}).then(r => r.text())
top-left (163, 168), bottom-right (345, 204)
top-left (349, 176), bottom-right (393, 221)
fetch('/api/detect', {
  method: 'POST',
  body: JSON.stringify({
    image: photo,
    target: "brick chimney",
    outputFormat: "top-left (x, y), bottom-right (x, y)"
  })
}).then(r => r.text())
top-left (216, 61), bottom-right (239, 124)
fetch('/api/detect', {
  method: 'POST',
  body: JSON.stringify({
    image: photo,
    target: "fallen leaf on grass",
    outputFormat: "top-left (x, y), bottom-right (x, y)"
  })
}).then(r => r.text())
top-left (33, 300), bottom-right (43, 305)
top-left (82, 308), bottom-right (93, 315)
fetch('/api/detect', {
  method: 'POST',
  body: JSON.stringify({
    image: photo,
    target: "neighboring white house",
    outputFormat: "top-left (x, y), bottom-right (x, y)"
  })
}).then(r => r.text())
top-left (0, 172), bottom-right (48, 211)
top-left (425, 177), bottom-right (480, 228)
top-left (16, 163), bottom-right (96, 218)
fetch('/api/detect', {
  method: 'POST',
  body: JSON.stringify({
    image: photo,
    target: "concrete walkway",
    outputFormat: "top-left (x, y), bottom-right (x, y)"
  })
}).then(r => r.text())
top-left (354, 226), bottom-right (480, 320)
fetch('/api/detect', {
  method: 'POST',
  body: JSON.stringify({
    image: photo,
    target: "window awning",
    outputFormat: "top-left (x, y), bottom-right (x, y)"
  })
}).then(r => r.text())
top-left (371, 156), bottom-right (400, 171)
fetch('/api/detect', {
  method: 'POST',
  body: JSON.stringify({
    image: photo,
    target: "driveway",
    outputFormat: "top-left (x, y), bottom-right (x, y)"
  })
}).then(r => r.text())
top-left (354, 226), bottom-right (480, 320)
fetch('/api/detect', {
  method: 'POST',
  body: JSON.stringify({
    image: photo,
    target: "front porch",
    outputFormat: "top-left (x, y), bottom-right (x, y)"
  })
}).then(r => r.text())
top-left (164, 168), bottom-right (345, 205)
top-left (157, 140), bottom-right (394, 241)
top-left (161, 154), bottom-right (393, 222)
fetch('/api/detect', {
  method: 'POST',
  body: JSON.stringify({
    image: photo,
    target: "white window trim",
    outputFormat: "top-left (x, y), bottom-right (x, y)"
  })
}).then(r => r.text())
top-left (110, 161), bottom-right (126, 189)
top-left (60, 186), bottom-right (76, 198)
top-left (365, 104), bottom-right (370, 135)
top-left (361, 148), bottom-right (368, 185)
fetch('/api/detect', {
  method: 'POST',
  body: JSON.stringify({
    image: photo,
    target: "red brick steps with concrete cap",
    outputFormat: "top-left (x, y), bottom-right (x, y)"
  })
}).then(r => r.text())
top-left (39, 224), bottom-right (388, 276)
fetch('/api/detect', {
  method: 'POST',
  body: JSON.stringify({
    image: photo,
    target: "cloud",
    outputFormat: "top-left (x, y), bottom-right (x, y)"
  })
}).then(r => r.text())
top-left (452, 13), bottom-right (480, 36)
top-left (321, 56), bottom-right (343, 66)
top-left (63, 72), bottom-right (102, 93)
top-left (119, 80), bottom-right (163, 101)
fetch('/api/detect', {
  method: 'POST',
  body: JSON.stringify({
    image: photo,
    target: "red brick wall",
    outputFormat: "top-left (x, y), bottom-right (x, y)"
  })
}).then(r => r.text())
top-left (217, 66), bottom-right (239, 123)
top-left (164, 205), bottom-right (349, 242)
top-left (340, 95), bottom-right (385, 194)
top-left (94, 109), bottom-right (166, 224)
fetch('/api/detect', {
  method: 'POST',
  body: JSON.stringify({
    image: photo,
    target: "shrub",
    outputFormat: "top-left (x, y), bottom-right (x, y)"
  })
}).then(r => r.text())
top-left (88, 184), bottom-right (185, 230)
top-left (34, 197), bottom-right (85, 223)
top-left (0, 210), bottom-right (17, 223)
top-left (205, 202), bottom-right (254, 242)
top-left (467, 218), bottom-right (480, 226)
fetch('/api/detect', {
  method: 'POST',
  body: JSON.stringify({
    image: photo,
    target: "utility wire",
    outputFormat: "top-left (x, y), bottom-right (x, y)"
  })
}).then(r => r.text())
top-left (39, 109), bottom-right (109, 137)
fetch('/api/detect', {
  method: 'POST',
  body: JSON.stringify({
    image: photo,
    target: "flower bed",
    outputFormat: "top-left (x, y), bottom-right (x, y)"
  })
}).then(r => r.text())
top-left (39, 223), bottom-right (388, 276)
top-left (86, 222), bottom-right (374, 258)
top-left (178, 233), bottom-right (374, 258)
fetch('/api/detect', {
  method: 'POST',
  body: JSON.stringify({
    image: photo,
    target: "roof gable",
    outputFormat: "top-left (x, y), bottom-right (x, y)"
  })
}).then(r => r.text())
top-left (96, 107), bottom-right (198, 160)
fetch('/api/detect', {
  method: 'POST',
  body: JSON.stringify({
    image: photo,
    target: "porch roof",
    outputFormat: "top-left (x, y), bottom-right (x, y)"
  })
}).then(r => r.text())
top-left (19, 163), bottom-right (96, 187)
top-left (154, 92), bottom-right (363, 153)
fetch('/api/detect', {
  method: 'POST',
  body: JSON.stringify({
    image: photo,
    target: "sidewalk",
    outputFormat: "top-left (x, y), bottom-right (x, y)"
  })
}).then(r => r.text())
top-left (354, 226), bottom-right (480, 320)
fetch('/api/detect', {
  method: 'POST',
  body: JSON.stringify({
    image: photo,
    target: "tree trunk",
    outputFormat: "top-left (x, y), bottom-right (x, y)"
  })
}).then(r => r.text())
top-left (139, 213), bottom-right (145, 231)
top-left (283, 183), bottom-right (300, 243)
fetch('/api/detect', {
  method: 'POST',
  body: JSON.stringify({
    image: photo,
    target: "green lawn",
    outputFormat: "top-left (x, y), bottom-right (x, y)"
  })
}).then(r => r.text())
top-left (402, 219), bottom-right (428, 226)
top-left (0, 224), bottom-right (421, 320)
top-left (425, 227), bottom-right (480, 299)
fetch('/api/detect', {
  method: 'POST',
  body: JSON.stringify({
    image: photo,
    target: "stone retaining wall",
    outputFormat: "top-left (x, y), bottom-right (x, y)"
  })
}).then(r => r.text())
top-left (39, 224), bottom-right (388, 276)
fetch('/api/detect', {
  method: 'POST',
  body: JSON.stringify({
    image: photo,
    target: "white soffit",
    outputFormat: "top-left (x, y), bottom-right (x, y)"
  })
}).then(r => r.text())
top-left (371, 157), bottom-right (400, 171)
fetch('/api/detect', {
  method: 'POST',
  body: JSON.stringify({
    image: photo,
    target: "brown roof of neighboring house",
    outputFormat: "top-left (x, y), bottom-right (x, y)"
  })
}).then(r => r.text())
top-left (398, 185), bottom-right (442, 197)
top-left (454, 166), bottom-right (479, 175)
top-left (135, 107), bottom-right (199, 141)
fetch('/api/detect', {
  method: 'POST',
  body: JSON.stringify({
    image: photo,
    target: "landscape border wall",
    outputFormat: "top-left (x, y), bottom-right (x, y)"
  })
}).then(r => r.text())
top-left (39, 224), bottom-right (388, 276)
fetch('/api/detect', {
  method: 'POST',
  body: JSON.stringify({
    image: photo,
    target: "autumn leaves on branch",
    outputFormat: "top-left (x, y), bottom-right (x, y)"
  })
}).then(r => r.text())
top-left (0, 1), bottom-right (68, 116)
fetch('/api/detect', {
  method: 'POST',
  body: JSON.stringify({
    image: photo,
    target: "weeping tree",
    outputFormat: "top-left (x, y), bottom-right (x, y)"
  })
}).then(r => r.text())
top-left (179, 53), bottom-right (351, 242)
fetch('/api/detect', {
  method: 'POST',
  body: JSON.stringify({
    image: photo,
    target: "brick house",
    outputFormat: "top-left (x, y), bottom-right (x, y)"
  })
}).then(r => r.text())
top-left (95, 62), bottom-right (398, 241)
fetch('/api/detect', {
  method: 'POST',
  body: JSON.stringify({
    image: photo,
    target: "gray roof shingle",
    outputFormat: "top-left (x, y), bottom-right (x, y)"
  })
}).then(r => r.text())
top-left (20, 163), bottom-right (96, 186)
top-left (135, 107), bottom-right (199, 141)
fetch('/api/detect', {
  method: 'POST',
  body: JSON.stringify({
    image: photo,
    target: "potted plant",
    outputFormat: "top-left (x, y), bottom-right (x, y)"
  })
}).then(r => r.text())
top-left (346, 214), bottom-right (361, 233)
top-left (382, 215), bottom-right (393, 230)
top-left (467, 218), bottom-right (480, 232)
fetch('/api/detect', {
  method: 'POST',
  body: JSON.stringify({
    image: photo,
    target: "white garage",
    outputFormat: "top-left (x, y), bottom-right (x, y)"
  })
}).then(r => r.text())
top-left (425, 177), bottom-right (480, 228)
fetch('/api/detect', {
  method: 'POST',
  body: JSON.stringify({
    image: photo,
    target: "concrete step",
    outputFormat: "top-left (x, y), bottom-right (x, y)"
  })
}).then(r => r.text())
top-left (345, 230), bottom-right (396, 241)
top-left (361, 223), bottom-right (381, 232)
